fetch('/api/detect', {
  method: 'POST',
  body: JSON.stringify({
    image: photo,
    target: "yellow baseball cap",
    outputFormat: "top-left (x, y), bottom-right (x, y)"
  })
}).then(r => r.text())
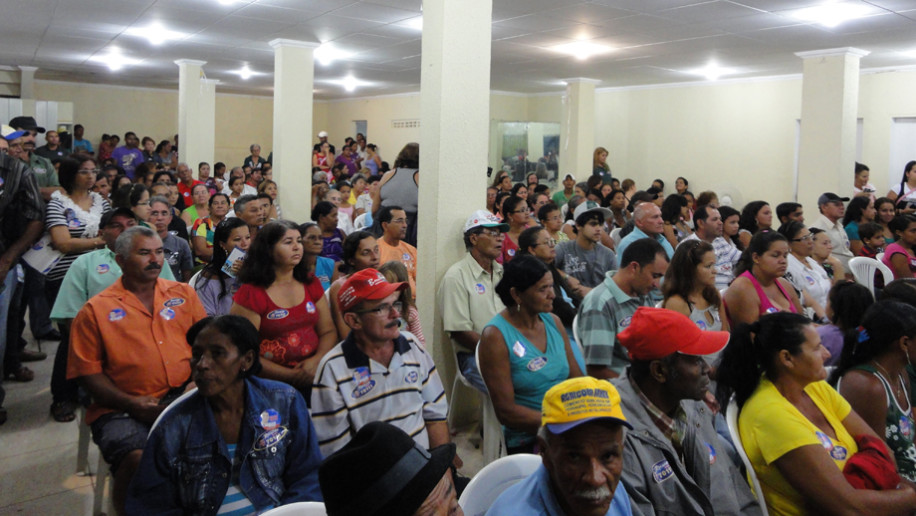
top-left (541, 377), bottom-right (632, 434)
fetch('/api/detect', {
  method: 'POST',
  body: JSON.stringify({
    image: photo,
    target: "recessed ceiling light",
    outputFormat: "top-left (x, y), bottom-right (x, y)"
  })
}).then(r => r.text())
top-left (327, 75), bottom-right (372, 92)
top-left (124, 23), bottom-right (186, 46)
top-left (233, 64), bottom-right (262, 80)
top-left (687, 63), bottom-right (736, 81)
top-left (89, 49), bottom-right (140, 71)
top-left (791, 2), bottom-right (872, 28)
top-left (314, 44), bottom-right (352, 66)
top-left (404, 17), bottom-right (423, 31)
top-left (549, 41), bottom-right (612, 61)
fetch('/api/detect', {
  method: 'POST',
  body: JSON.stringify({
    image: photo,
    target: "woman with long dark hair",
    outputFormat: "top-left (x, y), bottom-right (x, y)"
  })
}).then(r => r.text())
top-left (888, 160), bottom-right (916, 211)
top-left (738, 200), bottom-right (772, 249)
top-left (883, 214), bottom-right (916, 280)
top-left (816, 281), bottom-right (873, 366)
top-left (312, 201), bottom-right (345, 263)
top-left (842, 196), bottom-right (876, 256)
top-left (661, 194), bottom-right (692, 248)
top-left (499, 195), bottom-right (530, 264)
top-left (716, 312), bottom-right (916, 515)
top-left (662, 239), bottom-right (728, 333)
top-left (230, 220), bottom-right (336, 394)
top-left (373, 142), bottom-right (419, 246)
top-left (723, 230), bottom-right (802, 326)
top-left (194, 218), bottom-right (250, 317)
top-left (831, 300), bottom-right (916, 483)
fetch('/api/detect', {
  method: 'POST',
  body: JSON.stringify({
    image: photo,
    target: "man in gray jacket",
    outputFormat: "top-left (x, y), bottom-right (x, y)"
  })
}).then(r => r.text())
top-left (612, 307), bottom-right (762, 516)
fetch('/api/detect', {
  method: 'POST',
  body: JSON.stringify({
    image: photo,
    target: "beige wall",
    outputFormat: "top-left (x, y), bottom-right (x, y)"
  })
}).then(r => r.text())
top-left (859, 70), bottom-right (916, 194)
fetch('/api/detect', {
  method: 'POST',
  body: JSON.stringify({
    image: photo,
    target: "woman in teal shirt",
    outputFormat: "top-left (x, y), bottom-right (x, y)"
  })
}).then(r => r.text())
top-left (478, 255), bottom-right (582, 454)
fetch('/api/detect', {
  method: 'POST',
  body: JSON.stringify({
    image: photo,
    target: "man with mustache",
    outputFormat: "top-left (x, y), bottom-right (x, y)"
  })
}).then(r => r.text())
top-left (487, 377), bottom-right (635, 516)
top-left (67, 226), bottom-right (206, 515)
top-left (311, 269), bottom-right (458, 468)
top-left (612, 308), bottom-right (761, 516)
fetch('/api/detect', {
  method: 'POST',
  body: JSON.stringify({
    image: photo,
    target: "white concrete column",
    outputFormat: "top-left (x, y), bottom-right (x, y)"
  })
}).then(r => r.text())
top-left (418, 0), bottom-right (493, 424)
top-left (174, 59), bottom-right (211, 169)
top-left (795, 48), bottom-right (869, 209)
top-left (559, 78), bottom-right (599, 182)
top-left (269, 39), bottom-right (318, 223)
top-left (199, 78), bottom-right (218, 167)
top-left (18, 66), bottom-right (37, 99)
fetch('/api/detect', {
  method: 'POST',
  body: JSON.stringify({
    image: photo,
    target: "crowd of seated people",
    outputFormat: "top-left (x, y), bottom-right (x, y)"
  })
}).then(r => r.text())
top-left (8, 120), bottom-right (916, 516)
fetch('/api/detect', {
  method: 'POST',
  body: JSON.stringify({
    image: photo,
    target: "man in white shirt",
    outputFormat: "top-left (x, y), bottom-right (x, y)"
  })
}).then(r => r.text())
top-left (811, 192), bottom-right (854, 271)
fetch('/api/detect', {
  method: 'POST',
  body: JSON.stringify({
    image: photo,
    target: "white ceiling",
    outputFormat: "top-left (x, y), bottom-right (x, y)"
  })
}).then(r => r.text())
top-left (2, 0), bottom-right (916, 99)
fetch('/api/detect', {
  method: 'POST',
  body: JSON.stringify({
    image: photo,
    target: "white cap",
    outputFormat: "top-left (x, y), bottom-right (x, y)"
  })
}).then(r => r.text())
top-left (573, 200), bottom-right (612, 223)
top-left (464, 210), bottom-right (509, 233)
top-left (318, 131), bottom-right (328, 138)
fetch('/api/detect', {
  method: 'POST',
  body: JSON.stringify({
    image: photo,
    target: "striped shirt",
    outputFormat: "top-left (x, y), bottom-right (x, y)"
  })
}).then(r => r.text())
top-left (678, 233), bottom-right (742, 290)
top-left (217, 444), bottom-right (268, 516)
top-left (310, 331), bottom-right (448, 457)
top-left (45, 192), bottom-right (110, 281)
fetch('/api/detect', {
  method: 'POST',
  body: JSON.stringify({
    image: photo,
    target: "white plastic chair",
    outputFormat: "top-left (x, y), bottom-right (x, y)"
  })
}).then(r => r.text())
top-left (446, 341), bottom-right (484, 436)
top-left (726, 397), bottom-right (769, 516)
top-left (260, 501), bottom-right (327, 515)
top-left (476, 345), bottom-right (507, 464)
top-left (458, 453), bottom-right (541, 516)
top-left (847, 256), bottom-right (893, 295)
top-left (149, 388), bottom-right (199, 435)
top-left (571, 313), bottom-right (585, 358)
top-left (353, 213), bottom-right (368, 230)
top-left (610, 227), bottom-right (623, 247)
top-left (76, 405), bottom-right (111, 516)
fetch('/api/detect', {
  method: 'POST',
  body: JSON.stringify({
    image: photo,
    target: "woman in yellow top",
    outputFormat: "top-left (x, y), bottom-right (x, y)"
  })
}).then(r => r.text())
top-left (716, 312), bottom-right (916, 515)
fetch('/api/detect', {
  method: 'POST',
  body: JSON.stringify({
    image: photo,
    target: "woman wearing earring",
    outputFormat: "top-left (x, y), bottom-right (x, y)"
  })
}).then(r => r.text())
top-left (724, 230), bottom-right (803, 326)
top-left (478, 255), bottom-right (583, 454)
top-left (832, 300), bottom-right (916, 483)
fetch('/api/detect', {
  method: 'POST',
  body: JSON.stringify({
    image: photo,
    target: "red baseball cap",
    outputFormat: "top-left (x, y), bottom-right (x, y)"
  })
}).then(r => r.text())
top-left (338, 268), bottom-right (407, 313)
top-left (618, 307), bottom-right (729, 361)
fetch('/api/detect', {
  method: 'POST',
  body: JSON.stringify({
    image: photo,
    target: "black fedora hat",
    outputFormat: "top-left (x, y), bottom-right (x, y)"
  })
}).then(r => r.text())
top-left (319, 422), bottom-right (456, 516)
top-left (8, 116), bottom-right (45, 134)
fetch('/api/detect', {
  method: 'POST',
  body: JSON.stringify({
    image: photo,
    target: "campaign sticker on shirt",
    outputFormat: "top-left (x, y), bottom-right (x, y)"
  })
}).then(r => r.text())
top-left (526, 356), bottom-right (548, 372)
top-left (260, 409), bottom-right (281, 431)
top-left (164, 297), bottom-right (185, 308)
top-left (901, 415), bottom-right (913, 440)
top-left (255, 426), bottom-right (288, 451)
top-left (108, 308), bottom-right (126, 322)
top-left (66, 209), bottom-right (82, 229)
top-left (619, 316), bottom-right (632, 328)
top-left (765, 307), bottom-right (779, 314)
top-left (652, 460), bottom-right (674, 483)
top-left (352, 367), bottom-right (376, 399)
top-left (696, 319), bottom-right (707, 330)
top-left (475, 283), bottom-right (486, 295)
top-left (512, 341), bottom-right (526, 358)
top-left (96, 264), bottom-right (110, 274)
top-left (305, 301), bottom-right (316, 314)
top-left (267, 309), bottom-right (289, 320)
top-left (507, 249), bottom-right (516, 257)
top-left (805, 275), bottom-right (816, 286)
top-left (830, 445), bottom-right (848, 461)
top-left (815, 431), bottom-right (834, 451)
top-left (402, 252), bottom-right (411, 261)
top-left (706, 442), bottom-right (717, 465)
top-left (405, 371), bottom-right (419, 384)
top-left (159, 307), bottom-right (176, 321)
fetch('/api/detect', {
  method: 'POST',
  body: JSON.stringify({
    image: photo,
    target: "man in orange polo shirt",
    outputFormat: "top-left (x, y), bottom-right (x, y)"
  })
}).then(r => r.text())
top-left (377, 205), bottom-right (417, 298)
top-left (67, 225), bottom-right (206, 515)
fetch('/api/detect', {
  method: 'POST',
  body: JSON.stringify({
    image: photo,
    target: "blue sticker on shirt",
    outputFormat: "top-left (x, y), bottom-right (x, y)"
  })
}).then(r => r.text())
top-left (159, 307), bottom-right (175, 321)
top-left (507, 249), bottom-right (516, 257)
top-left (402, 252), bottom-right (411, 260)
top-left (652, 460), bottom-right (674, 483)
top-left (815, 431), bottom-right (833, 450)
top-left (405, 371), bottom-right (419, 383)
top-left (352, 367), bottom-right (376, 399)
top-left (260, 409), bottom-right (281, 431)
top-left (706, 442), bottom-right (716, 465)
top-left (305, 301), bottom-right (316, 314)
top-left (266, 309), bottom-right (289, 320)
top-left (830, 445), bottom-right (848, 461)
top-left (696, 319), bottom-right (707, 330)
top-left (96, 264), bottom-right (110, 274)
top-left (901, 415), bottom-right (913, 440)
top-left (765, 307), bottom-right (779, 314)
top-left (619, 316), bottom-right (632, 328)
top-left (475, 283), bottom-right (486, 294)
top-left (526, 356), bottom-right (548, 372)
top-left (164, 297), bottom-right (185, 308)
top-left (108, 308), bottom-right (126, 322)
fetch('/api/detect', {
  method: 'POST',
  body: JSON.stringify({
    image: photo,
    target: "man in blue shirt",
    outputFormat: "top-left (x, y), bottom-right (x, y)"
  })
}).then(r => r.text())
top-left (71, 124), bottom-right (94, 155)
top-left (487, 377), bottom-right (634, 516)
top-left (616, 202), bottom-right (674, 261)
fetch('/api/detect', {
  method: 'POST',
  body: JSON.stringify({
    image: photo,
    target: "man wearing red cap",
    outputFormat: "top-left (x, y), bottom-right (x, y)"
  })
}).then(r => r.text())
top-left (611, 307), bottom-right (761, 516)
top-left (311, 268), bottom-right (453, 459)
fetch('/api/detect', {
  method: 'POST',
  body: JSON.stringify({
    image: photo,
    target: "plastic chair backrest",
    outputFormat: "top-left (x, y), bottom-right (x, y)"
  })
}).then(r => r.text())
top-left (353, 213), bottom-right (368, 230)
top-left (848, 256), bottom-right (894, 295)
top-left (476, 344), bottom-right (508, 463)
top-left (726, 397), bottom-right (769, 516)
top-left (610, 227), bottom-right (623, 247)
top-left (148, 388), bottom-right (198, 436)
top-left (458, 454), bottom-right (542, 516)
top-left (260, 502), bottom-right (327, 515)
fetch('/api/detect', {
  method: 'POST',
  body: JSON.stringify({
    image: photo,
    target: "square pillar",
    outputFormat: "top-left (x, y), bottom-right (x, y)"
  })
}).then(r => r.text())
top-left (418, 0), bottom-right (492, 422)
top-left (795, 48), bottom-right (869, 208)
top-left (175, 59), bottom-right (212, 169)
top-left (18, 66), bottom-right (37, 99)
top-left (269, 39), bottom-right (319, 223)
top-left (559, 78), bottom-right (600, 182)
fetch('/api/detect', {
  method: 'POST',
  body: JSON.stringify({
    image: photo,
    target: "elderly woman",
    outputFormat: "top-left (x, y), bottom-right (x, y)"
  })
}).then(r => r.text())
top-left (125, 315), bottom-right (323, 514)
top-left (231, 220), bottom-right (337, 394)
top-left (478, 255), bottom-right (583, 454)
top-left (717, 312), bottom-right (916, 515)
top-left (191, 193), bottom-right (230, 265)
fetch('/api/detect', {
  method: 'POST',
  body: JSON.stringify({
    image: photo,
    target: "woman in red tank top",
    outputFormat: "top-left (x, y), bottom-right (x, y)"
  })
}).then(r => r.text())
top-left (231, 220), bottom-right (337, 393)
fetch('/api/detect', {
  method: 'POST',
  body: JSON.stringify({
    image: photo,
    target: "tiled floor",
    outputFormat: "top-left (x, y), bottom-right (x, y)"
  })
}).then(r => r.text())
top-left (0, 337), bottom-right (485, 515)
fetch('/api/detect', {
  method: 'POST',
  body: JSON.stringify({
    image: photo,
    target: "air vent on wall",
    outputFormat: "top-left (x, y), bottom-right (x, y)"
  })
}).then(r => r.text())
top-left (392, 119), bottom-right (420, 129)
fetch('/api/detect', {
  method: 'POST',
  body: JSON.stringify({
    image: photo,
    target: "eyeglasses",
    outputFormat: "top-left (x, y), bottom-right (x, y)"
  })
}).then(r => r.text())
top-left (512, 208), bottom-right (531, 214)
top-left (353, 301), bottom-right (403, 316)
top-left (78, 168), bottom-right (99, 175)
top-left (479, 229), bottom-right (502, 238)
top-left (136, 201), bottom-right (150, 206)
top-left (792, 234), bottom-right (812, 242)
top-left (534, 238), bottom-right (557, 248)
